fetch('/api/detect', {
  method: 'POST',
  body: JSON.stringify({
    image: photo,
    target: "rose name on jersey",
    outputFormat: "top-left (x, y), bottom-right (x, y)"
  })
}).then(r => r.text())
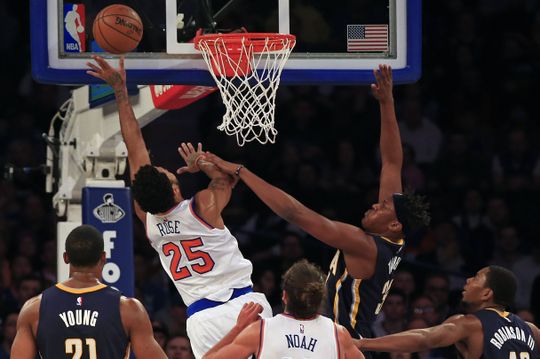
top-left (156, 220), bottom-right (181, 236)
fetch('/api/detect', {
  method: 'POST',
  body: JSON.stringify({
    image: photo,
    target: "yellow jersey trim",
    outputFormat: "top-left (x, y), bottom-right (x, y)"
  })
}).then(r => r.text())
top-left (56, 283), bottom-right (107, 294)
top-left (380, 236), bottom-right (404, 246)
top-left (350, 279), bottom-right (362, 328)
top-left (486, 308), bottom-right (510, 318)
top-left (333, 270), bottom-right (348, 322)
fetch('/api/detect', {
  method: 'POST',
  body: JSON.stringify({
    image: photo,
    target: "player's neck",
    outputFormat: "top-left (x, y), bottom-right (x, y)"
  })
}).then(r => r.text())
top-left (470, 302), bottom-right (506, 314)
top-left (65, 271), bottom-right (102, 288)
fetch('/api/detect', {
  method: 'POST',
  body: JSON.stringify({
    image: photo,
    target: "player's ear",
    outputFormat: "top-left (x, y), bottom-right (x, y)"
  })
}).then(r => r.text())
top-left (282, 290), bottom-right (287, 305)
top-left (388, 220), bottom-right (402, 234)
top-left (172, 182), bottom-right (181, 200)
top-left (481, 287), bottom-right (493, 302)
top-left (100, 251), bottom-right (106, 265)
top-left (63, 252), bottom-right (70, 264)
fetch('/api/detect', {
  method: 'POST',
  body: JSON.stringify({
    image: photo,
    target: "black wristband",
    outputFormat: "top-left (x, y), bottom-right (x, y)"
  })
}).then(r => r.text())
top-left (235, 165), bottom-right (244, 176)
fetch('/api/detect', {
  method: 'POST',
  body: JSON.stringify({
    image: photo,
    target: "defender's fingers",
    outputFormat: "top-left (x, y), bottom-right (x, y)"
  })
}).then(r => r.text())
top-left (178, 147), bottom-right (188, 159)
top-left (86, 71), bottom-right (101, 79)
top-left (373, 68), bottom-right (382, 84)
top-left (119, 56), bottom-right (125, 72)
top-left (197, 142), bottom-right (203, 152)
top-left (86, 62), bottom-right (101, 72)
top-left (92, 55), bottom-right (110, 69)
top-left (181, 143), bottom-right (190, 155)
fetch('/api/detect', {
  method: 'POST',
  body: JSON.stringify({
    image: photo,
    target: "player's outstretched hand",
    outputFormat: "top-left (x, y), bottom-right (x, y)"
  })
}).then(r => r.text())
top-left (371, 64), bottom-right (393, 104)
top-left (203, 152), bottom-right (241, 177)
top-left (235, 302), bottom-right (263, 331)
top-left (177, 142), bottom-right (204, 174)
top-left (86, 55), bottom-right (126, 91)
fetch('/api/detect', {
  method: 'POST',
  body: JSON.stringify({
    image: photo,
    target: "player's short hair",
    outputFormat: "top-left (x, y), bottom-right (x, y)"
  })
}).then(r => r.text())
top-left (65, 225), bottom-right (104, 267)
top-left (282, 260), bottom-right (326, 319)
top-left (132, 165), bottom-right (176, 214)
top-left (393, 192), bottom-right (431, 236)
top-left (486, 266), bottom-right (517, 309)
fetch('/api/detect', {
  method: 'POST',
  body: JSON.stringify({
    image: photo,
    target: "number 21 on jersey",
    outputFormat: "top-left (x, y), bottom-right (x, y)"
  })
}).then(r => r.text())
top-left (162, 238), bottom-right (215, 280)
top-left (65, 338), bottom-right (96, 359)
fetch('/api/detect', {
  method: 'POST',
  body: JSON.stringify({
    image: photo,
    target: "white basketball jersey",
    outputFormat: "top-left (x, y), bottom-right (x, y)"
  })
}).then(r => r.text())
top-left (259, 314), bottom-right (340, 359)
top-left (146, 197), bottom-right (253, 306)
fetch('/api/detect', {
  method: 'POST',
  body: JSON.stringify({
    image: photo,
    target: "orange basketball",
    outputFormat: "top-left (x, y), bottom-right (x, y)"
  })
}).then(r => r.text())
top-left (92, 4), bottom-right (143, 54)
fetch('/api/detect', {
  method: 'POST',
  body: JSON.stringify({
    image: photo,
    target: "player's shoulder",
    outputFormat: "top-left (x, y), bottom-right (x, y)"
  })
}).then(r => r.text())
top-left (18, 295), bottom-right (42, 322)
top-left (446, 313), bottom-right (482, 330)
top-left (120, 295), bottom-right (145, 312)
top-left (334, 323), bottom-right (352, 339)
top-left (119, 296), bottom-right (150, 328)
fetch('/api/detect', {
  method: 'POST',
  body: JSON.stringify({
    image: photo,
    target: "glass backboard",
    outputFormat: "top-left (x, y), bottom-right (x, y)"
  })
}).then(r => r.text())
top-left (31, 0), bottom-right (421, 85)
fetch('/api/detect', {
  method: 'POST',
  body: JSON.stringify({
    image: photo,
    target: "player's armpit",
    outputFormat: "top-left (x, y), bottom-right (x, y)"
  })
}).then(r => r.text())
top-left (121, 297), bottom-right (167, 359)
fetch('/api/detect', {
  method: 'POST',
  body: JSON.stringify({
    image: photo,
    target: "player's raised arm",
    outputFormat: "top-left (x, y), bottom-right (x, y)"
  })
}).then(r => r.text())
top-left (87, 55), bottom-right (150, 222)
top-left (10, 296), bottom-right (40, 359)
top-left (372, 65), bottom-right (403, 202)
top-left (120, 297), bottom-right (168, 359)
top-left (202, 153), bottom-right (374, 257)
top-left (177, 142), bottom-right (237, 228)
top-left (357, 315), bottom-right (474, 353)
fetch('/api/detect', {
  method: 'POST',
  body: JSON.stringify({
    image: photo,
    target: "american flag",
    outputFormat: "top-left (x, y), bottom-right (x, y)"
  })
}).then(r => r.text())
top-left (347, 24), bottom-right (388, 52)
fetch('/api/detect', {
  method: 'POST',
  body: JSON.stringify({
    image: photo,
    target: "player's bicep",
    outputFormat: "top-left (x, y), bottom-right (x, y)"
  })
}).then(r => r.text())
top-left (11, 325), bottom-right (37, 359)
top-left (123, 299), bottom-right (167, 359)
top-left (195, 178), bottom-right (234, 225)
top-left (204, 323), bottom-right (259, 359)
top-left (206, 175), bottom-right (234, 210)
top-left (378, 165), bottom-right (402, 202)
top-left (424, 318), bottom-right (468, 348)
top-left (205, 342), bottom-right (254, 359)
top-left (11, 301), bottom-right (39, 359)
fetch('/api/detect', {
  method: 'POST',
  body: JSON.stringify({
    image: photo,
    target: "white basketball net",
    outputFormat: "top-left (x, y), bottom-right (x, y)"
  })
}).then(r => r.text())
top-left (196, 34), bottom-right (296, 146)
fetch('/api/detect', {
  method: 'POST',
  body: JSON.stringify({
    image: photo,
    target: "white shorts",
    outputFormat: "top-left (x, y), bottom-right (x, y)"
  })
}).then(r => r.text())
top-left (186, 291), bottom-right (272, 359)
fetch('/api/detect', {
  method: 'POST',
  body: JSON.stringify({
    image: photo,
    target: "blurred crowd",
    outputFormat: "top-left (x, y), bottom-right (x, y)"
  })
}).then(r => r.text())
top-left (1, 0), bottom-right (540, 358)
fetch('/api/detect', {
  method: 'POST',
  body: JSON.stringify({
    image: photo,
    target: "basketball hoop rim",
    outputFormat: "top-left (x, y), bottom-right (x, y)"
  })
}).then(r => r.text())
top-left (194, 33), bottom-right (296, 50)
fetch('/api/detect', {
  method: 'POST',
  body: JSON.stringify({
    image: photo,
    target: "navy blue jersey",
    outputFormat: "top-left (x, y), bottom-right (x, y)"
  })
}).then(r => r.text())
top-left (474, 309), bottom-right (538, 359)
top-left (325, 235), bottom-right (404, 339)
top-left (36, 283), bottom-right (130, 359)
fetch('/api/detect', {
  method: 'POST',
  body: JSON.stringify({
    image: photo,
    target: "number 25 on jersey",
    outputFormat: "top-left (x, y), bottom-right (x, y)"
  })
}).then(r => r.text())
top-left (162, 238), bottom-right (215, 280)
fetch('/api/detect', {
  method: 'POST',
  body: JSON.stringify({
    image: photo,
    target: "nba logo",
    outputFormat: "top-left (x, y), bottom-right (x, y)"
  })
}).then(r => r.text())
top-left (76, 296), bottom-right (83, 306)
top-left (64, 4), bottom-right (86, 52)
